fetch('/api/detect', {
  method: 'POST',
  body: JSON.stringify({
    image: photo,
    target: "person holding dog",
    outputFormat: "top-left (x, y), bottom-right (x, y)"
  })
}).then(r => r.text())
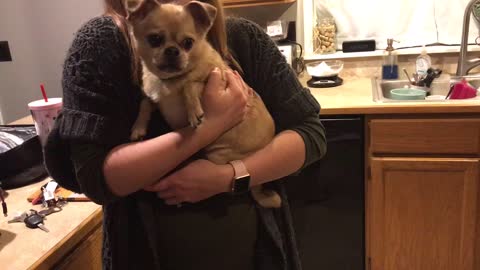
top-left (44, 0), bottom-right (327, 269)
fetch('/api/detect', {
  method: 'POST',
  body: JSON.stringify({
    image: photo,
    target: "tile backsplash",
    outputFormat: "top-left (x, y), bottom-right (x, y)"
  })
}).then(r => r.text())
top-left (308, 53), bottom-right (478, 80)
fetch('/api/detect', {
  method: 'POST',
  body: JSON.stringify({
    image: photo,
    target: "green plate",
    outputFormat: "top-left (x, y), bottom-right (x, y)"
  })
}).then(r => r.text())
top-left (390, 88), bottom-right (427, 100)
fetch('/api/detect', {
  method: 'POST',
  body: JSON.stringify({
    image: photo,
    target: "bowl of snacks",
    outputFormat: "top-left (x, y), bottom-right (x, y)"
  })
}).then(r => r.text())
top-left (306, 60), bottom-right (344, 78)
top-left (305, 60), bottom-right (344, 88)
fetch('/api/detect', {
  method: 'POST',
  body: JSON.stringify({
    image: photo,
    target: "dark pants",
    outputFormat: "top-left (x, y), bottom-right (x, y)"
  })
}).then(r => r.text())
top-left (129, 192), bottom-right (282, 270)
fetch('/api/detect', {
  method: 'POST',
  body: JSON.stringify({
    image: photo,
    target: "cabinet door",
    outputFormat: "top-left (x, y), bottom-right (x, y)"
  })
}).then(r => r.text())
top-left (369, 158), bottom-right (479, 270)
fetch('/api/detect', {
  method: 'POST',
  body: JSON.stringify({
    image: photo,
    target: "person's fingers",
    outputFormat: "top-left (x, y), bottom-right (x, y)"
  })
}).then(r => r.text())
top-left (156, 188), bottom-right (177, 199)
top-left (144, 179), bottom-right (171, 192)
top-left (165, 197), bottom-right (183, 205)
top-left (240, 78), bottom-right (250, 95)
top-left (225, 70), bottom-right (242, 92)
top-left (205, 67), bottom-right (226, 93)
top-left (232, 70), bottom-right (244, 88)
top-left (227, 71), bottom-right (250, 109)
top-left (234, 70), bottom-right (243, 82)
top-left (232, 70), bottom-right (252, 97)
top-left (157, 193), bottom-right (177, 201)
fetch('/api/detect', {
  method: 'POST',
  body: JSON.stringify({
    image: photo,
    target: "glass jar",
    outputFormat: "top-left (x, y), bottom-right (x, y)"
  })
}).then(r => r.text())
top-left (313, 17), bottom-right (336, 54)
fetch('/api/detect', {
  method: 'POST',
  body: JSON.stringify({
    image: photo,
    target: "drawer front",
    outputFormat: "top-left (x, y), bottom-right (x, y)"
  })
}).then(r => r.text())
top-left (57, 225), bottom-right (102, 270)
top-left (370, 119), bottom-right (480, 155)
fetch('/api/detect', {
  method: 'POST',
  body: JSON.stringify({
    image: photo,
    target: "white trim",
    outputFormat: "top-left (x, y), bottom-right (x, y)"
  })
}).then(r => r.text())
top-left (302, 0), bottom-right (313, 57)
top-left (0, 108), bottom-right (4, 125)
top-left (296, 0), bottom-right (304, 46)
top-left (304, 45), bottom-right (480, 61)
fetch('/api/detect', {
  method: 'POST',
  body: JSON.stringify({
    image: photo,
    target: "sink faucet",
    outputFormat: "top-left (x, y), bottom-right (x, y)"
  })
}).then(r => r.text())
top-left (457, 0), bottom-right (480, 76)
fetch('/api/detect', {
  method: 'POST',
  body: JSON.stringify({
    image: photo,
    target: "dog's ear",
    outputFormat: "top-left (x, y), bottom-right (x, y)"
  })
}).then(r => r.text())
top-left (126, 0), bottom-right (159, 22)
top-left (184, 1), bottom-right (217, 35)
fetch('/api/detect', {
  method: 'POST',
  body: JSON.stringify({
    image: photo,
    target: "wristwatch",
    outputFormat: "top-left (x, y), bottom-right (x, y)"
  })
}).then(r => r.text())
top-left (228, 160), bottom-right (251, 195)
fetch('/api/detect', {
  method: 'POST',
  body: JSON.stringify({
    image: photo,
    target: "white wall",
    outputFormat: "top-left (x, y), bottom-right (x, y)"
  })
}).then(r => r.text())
top-left (0, 1), bottom-right (103, 124)
top-left (0, 1), bottom-right (299, 124)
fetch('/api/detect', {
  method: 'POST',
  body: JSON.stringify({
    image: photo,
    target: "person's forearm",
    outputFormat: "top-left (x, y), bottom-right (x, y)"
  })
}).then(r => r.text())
top-left (103, 121), bottom-right (220, 196)
top-left (242, 130), bottom-right (306, 187)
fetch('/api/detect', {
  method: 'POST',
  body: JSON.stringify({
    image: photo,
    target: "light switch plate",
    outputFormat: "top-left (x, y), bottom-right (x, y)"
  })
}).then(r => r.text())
top-left (0, 41), bottom-right (13, 62)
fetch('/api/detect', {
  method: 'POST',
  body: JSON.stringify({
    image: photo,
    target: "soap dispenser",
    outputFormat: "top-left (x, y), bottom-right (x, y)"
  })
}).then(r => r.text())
top-left (382, 39), bottom-right (399, 80)
top-left (416, 45), bottom-right (431, 78)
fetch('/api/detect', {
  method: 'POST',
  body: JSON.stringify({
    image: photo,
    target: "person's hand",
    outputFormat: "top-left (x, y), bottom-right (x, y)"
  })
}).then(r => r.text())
top-left (144, 159), bottom-right (233, 205)
top-left (201, 68), bottom-right (252, 134)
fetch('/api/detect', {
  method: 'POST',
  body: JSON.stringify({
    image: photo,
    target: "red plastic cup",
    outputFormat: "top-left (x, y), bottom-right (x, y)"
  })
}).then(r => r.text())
top-left (27, 98), bottom-right (62, 146)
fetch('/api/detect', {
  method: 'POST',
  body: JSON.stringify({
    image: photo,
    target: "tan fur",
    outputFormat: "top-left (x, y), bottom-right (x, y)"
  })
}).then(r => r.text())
top-left (128, 0), bottom-right (281, 208)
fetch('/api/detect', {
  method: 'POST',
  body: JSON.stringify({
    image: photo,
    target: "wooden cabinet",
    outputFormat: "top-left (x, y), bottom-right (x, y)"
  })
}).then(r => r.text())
top-left (56, 224), bottom-right (103, 270)
top-left (366, 115), bottom-right (480, 270)
top-left (222, 0), bottom-right (295, 9)
top-left (370, 158), bottom-right (479, 270)
top-left (29, 209), bottom-right (103, 270)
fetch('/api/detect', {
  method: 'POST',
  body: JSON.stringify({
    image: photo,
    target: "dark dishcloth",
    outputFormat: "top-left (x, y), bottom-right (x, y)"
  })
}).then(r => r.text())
top-left (44, 16), bottom-right (327, 270)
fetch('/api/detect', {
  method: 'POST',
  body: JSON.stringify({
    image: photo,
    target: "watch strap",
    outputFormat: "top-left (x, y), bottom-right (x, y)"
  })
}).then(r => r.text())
top-left (229, 160), bottom-right (249, 179)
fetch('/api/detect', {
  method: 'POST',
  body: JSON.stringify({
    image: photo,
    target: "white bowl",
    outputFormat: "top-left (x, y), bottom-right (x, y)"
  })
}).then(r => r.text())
top-left (425, 95), bottom-right (447, 100)
top-left (306, 60), bottom-right (344, 78)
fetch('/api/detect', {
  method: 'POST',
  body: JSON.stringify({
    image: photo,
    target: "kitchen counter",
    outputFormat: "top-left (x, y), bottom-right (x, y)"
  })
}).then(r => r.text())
top-left (298, 75), bottom-right (480, 115)
top-left (0, 117), bottom-right (102, 270)
top-left (1, 74), bottom-right (478, 269)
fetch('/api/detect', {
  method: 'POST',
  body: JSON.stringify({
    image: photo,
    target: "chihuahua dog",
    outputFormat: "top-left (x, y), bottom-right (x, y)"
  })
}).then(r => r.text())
top-left (127, 0), bottom-right (280, 208)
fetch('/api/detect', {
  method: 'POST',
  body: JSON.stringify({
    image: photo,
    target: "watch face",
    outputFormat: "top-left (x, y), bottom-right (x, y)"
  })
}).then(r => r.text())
top-left (233, 176), bottom-right (250, 194)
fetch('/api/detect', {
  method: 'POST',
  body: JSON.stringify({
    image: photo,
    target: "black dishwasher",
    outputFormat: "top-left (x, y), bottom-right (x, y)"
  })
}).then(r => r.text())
top-left (285, 115), bottom-right (365, 270)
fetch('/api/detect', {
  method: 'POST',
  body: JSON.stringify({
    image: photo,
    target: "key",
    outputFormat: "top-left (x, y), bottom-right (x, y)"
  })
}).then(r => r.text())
top-left (24, 213), bottom-right (49, 233)
top-left (38, 206), bottom-right (62, 218)
top-left (7, 210), bottom-right (36, 223)
top-left (8, 212), bottom-right (28, 223)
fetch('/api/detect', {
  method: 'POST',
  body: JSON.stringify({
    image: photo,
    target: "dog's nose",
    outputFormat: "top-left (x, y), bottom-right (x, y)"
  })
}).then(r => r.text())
top-left (164, 47), bottom-right (180, 57)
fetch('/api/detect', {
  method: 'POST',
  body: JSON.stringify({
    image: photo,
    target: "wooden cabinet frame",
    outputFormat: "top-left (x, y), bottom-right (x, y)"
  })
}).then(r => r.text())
top-left (370, 158), bottom-right (478, 270)
top-left (366, 114), bottom-right (480, 270)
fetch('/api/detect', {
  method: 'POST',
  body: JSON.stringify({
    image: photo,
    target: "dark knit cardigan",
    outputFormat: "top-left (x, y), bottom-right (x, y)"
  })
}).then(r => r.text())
top-left (44, 16), bottom-right (326, 270)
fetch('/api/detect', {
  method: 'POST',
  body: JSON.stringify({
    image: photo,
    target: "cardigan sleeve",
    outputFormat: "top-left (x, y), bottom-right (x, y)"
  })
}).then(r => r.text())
top-left (56, 16), bottom-right (136, 145)
top-left (68, 142), bottom-right (121, 204)
top-left (44, 16), bottom-right (140, 201)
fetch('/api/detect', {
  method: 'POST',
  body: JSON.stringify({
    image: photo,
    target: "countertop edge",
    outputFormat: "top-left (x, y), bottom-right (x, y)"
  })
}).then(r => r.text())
top-left (28, 208), bottom-right (102, 270)
top-left (320, 103), bottom-right (480, 115)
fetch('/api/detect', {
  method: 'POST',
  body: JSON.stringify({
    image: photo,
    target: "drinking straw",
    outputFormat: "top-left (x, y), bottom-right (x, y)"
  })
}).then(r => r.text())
top-left (40, 83), bottom-right (48, 102)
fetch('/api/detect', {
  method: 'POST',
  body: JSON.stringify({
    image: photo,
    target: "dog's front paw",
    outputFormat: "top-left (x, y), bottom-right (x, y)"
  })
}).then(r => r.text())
top-left (188, 113), bottom-right (204, 128)
top-left (130, 126), bottom-right (147, 141)
top-left (188, 105), bottom-right (204, 128)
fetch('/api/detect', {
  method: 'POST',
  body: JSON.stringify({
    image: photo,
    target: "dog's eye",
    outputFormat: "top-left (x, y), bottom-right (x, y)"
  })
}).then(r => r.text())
top-left (146, 34), bottom-right (164, 48)
top-left (182, 38), bottom-right (194, 51)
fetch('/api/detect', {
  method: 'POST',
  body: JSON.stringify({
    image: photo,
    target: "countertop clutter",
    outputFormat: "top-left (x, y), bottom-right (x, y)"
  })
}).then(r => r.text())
top-left (297, 74), bottom-right (480, 115)
top-left (0, 117), bottom-right (102, 270)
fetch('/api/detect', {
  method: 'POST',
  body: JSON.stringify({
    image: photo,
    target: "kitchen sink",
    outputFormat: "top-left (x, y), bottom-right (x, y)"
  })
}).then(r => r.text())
top-left (371, 76), bottom-right (480, 103)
